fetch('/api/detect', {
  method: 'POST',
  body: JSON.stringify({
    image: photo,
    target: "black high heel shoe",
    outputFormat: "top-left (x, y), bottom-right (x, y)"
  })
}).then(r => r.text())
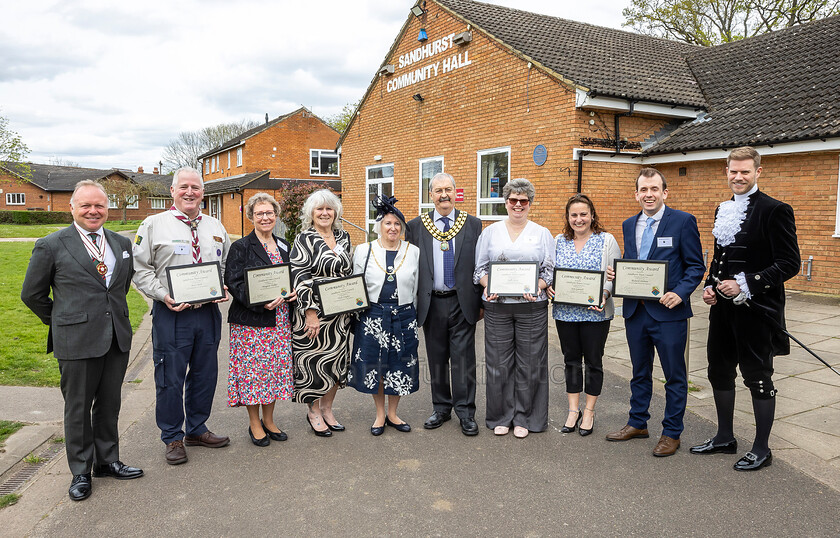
top-left (261, 420), bottom-right (288, 442)
top-left (249, 426), bottom-right (270, 447)
top-left (561, 409), bottom-right (582, 433)
top-left (579, 408), bottom-right (596, 437)
top-left (306, 414), bottom-right (332, 437)
top-left (324, 417), bottom-right (345, 432)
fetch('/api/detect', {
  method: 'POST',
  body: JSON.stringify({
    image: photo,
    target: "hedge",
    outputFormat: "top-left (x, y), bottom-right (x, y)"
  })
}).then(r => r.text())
top-left (0, 210), bottom-right (73, 224)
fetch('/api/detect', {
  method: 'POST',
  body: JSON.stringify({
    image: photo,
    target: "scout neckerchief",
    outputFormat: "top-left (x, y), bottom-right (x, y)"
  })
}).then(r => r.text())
top-left (78, 228), bottom-right (107, 279)
top-left (171, 206), bottom-right (202, 263)
top-left (421, 210), bottom-right (468, 251)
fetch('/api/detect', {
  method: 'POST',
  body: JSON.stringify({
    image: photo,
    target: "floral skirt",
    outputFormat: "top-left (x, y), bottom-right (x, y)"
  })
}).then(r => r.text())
top-left (348, 303), bottom-right (419, 396)
top-left (227, 304), bottom-right (293, 406)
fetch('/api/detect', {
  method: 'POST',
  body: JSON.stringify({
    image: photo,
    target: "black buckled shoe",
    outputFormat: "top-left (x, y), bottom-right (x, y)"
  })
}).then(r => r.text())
top-left (423, 411), bottom-right (451, 429)
top-left (690, 438), bottom-right (738, 455)
top-left (69, 473), bottom-right (92, 501)
top-left (734, 451), bottom-right (772, 471)
top-left (93, 460), bottom-right (144, 480)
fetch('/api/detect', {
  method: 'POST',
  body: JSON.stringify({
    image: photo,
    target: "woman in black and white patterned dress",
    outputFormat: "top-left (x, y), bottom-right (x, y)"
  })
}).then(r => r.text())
top-left (290, 189), bottom-right (352, 437)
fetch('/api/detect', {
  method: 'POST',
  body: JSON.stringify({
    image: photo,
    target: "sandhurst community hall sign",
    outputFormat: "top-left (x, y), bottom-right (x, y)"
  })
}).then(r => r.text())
top-left (387, 33), bottom-right (473, 93)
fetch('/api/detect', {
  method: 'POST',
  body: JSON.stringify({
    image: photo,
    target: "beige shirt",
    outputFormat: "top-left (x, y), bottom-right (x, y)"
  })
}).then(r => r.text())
top-left (132, 209), bottom-right (230, 302)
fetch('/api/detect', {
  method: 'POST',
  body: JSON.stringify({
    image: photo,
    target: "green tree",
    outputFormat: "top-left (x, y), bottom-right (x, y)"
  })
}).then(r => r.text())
top-left (623, 0), bottom-right (840, 46)
top-left (103, 177), bottom-right (149, 223)
top-left (161, 119), bottom-right (260, 172)
top-left (0, 114), bottom-right (30, 177)
top-left (278, 182), bottom-right (334, 245)
top-left (325, 101), bottom-right (359, 134)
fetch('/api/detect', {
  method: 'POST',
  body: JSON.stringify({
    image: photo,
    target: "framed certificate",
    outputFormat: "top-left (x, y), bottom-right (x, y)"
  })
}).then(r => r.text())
top-left (166, 261), bottom-right (224, 304)
top-left (487, 261), bottom-right (540, 297)
top-left (245, 264), bottom-right (292, 307)
top-left (553, 268), bottom-right (605, 306)
top-left (612, 259), bottom-right (669, 300)
top-left (314, 274), bottom-right (370, 317)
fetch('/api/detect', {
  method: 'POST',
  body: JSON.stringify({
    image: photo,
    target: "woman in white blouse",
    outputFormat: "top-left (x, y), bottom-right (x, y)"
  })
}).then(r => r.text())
top-left (474, 178), bottom-right (555, 438)
top-left (350, 196), bottom-right (421, 436)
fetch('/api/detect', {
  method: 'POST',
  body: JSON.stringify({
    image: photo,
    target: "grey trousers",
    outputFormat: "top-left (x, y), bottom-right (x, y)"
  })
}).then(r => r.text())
top-left (483, 301), bottom-right (549, 432)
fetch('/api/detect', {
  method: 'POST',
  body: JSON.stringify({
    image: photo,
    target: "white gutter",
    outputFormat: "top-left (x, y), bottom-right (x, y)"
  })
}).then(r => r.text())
top-left (575, 89), bottom-right (703, 119)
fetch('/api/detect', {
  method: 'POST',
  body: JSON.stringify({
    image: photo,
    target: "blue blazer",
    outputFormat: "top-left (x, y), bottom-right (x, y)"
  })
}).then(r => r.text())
top-left (621, 206), bottom-right (705, 322)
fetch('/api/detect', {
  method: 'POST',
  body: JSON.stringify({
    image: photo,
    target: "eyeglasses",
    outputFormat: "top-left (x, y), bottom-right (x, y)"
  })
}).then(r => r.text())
top-left (506, 197), bottom-right (530, 207)
top-left (254, 211), bottom-right (276, 219)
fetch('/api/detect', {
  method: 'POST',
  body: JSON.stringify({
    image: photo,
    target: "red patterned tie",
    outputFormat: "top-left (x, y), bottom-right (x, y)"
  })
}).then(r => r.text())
top-left (171, 207), bottom-right (202, 263)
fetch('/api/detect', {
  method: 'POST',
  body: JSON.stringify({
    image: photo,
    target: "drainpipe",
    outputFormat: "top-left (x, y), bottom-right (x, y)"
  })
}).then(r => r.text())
top-left (614, 101), bottom-right (635, 155)
top-left (577, 150), bottom-right (588, 193)
top-left (239, 190), bottom-right (244, 236)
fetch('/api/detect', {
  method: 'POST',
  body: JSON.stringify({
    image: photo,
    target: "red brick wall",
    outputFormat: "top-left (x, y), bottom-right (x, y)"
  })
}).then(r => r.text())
top-left (202, 111), bottom-right (341, 181)
top-left (338, 1), bottom-right (840, 295)
top-left (0, 175), bottom-right (53, 210)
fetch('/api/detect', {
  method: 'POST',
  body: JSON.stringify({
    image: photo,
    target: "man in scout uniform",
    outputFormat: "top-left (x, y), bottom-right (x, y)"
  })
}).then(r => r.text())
top-left (133, 166), bottom-right (231, 465)
top-left (22, 180), bottom-right (142, 501)
top-left (405, 172), bottom-right (483, 436)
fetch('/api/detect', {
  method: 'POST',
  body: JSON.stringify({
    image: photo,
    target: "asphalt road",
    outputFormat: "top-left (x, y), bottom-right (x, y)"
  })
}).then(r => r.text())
top-left (24, 318), bottom-right (840, 537)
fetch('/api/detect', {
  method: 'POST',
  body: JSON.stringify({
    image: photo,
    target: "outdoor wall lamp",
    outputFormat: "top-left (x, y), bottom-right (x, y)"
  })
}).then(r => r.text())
top-left (412, 93), bottom-right (424, 102)
top-left (411, 3), bottom-right (426, 17)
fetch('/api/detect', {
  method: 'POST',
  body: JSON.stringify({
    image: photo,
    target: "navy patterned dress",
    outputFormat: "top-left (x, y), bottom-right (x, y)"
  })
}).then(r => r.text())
top-left (349, 250), bottom-right (420, 396)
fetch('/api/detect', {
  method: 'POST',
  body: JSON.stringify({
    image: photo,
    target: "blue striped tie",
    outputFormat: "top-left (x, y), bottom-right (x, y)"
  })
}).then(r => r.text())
top-left (639, 217), bottom-right (655, 260)
top-left (440, 216), bottom-right (455, 289)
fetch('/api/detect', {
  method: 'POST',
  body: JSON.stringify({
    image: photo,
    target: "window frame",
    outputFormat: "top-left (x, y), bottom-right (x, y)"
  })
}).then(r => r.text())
top-left (5, 193), bottom-right (25, 205)
top-left (418, 156), bottom-right (444, 214)
top-left (108, 194), bottom-right (139, 210)
top-left (310, 149), bottom-right (340, 177)
top-left (149, 197), bottom-right (169, 210)
top-left (365, 163), bottom-right (395, 240)
top-left (476, 146), bottom-right (511, 221)
top-left (236, 148), bottom-right (243, 167)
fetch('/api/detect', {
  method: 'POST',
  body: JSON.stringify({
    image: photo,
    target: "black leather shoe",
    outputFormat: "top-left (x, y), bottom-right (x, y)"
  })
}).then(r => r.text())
top-left (324, 419), bottom-right (345, 432)
top-left (261, 420), bottom-right (288, 442)
top-left (385, 417), bottom-right (411, 432)
top-left (734, 451), bottom-right (772, 471)
top-left (370, 424), bottom-right (385, 436)
top-left (69, 473), bottom-right (92, 501)
top-left (561, 409), bottom-right (582, 434)
top-left (249, 426), bottom-right (270, 447)
top-left (306, 414), bottom-right (332, 437)
top-left (93, 461), bottom-right (144, 480)
top-left (460, 418), bottom-right (479, 436)
top-left (423, 411), bottom-right (451, 429)
top-left (579, 409), bottom-right (596, 437)
top-left (690, 438), bottom-right (738, 455)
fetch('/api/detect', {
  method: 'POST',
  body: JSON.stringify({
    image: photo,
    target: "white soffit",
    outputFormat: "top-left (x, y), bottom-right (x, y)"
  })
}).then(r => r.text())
top-left (575, 89), bottom-right (703, 119)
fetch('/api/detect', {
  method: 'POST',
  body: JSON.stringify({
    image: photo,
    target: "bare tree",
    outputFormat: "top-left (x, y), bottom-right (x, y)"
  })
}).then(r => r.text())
top-left (48, 156), bottom-right (80, 167)
top-left (623, 0), bottom-right (840, 46)
top-left (160, 119), bottom-right (260, 172)
top-left (103, 177), bottom-right (149, 223)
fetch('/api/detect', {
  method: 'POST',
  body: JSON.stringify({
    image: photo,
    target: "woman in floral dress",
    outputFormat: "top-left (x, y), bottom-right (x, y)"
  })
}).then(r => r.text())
top-left (225, 193), bottom-right (296, 446)
top-left (349, 196), bottom-right (420, 436)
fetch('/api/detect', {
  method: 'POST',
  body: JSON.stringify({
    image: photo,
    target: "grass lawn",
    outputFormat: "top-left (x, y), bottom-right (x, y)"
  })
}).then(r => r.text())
top-left (0, 420), bottom-right (25, 447)
top-left (0, 221), bottom-right (142, 239)
top-left (0, 242), bottom-right (149, 387)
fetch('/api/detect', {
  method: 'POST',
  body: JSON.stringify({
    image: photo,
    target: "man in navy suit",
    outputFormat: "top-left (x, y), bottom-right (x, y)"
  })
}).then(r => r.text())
top-left (606, 168), bottom-right (705, 457)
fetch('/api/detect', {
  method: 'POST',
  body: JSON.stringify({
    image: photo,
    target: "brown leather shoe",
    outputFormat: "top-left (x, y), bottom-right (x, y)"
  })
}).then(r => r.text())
top-left (184, 431), bottom-right (230, 448)
top-left (165, 440), bottom-right (188, 465)
top-left (605, 425), bottom-right (650, 441)
top-left (652, 435), bottom-right (681, 457)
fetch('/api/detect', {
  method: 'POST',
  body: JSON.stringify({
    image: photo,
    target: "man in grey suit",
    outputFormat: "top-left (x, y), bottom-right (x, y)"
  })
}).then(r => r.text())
top-left (405, 173), bottom-right (483, 436)
top-left (21, 180), bottom-right (143, 502)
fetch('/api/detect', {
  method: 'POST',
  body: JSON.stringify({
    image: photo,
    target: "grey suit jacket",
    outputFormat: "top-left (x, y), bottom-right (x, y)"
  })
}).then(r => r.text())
top-left (21, 225), bottom-right (134, 360)
top-left (405, 209), bottom-right (483, 326)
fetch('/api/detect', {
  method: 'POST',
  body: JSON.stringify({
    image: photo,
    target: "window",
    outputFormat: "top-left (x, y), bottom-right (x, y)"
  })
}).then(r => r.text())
top-left (236, 148), bottom-right (243, 167)
top-left (310, 149), bottom-right (339, 176)
top-left (204, 160), bottom-right (209, 174)
top-left (419, 156), bottom-right (443, 213)
top-left (366, 163), bottom-right (394, 239)
top-left (5, 193), bottom-right (25, 205)
top-left (108, 195), bottom-right (138, 209)
top-left (477, 147), bottom-right (511, 219)
top-left (227, 151), bottom-right (231, 169)
top-left (211, 157), bottom-right (216, 173)
top-left (150, 197), bottom-right (169, 210)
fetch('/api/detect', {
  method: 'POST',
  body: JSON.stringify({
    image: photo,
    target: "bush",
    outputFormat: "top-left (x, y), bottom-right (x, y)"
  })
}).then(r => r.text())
top-left (278, 182), bottom-right (335, 245)
top-left (0, 210), bottom-right (73, 224)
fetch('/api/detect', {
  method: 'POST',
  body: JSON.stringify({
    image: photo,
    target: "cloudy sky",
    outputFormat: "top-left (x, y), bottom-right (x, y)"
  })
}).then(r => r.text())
top-left (1, 0), bottom-right (630, 170)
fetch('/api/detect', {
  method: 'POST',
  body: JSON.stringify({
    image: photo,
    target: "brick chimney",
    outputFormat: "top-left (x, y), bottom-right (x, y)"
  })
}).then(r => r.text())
top-left (153, 167), bottom-right (159, 174)
top-left (138, 166), bottom-right (144, 173)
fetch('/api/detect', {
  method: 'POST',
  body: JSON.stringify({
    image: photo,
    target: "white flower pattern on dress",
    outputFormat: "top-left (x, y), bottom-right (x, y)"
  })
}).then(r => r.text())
top-left (363, 370), bottom-right (378, 390)
top-left (408, 319), bottom-right (418, 340)
top-left (384, 370), bottom-right (413, 395)
top-left (362, 317), bottom-right (389, 349)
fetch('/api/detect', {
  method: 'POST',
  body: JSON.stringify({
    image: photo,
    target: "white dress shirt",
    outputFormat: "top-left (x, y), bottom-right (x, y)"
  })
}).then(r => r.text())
top-left (432, 209), bottom-right (457, 292)
top-left (74, 222), bottom-right (116, 287)
top-left (635, 205), bottom-right (666, 257)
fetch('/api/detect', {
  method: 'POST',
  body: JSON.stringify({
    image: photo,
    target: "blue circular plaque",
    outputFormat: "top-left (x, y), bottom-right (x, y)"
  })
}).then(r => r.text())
top-left (533, 145), bottom-right (547, 166)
